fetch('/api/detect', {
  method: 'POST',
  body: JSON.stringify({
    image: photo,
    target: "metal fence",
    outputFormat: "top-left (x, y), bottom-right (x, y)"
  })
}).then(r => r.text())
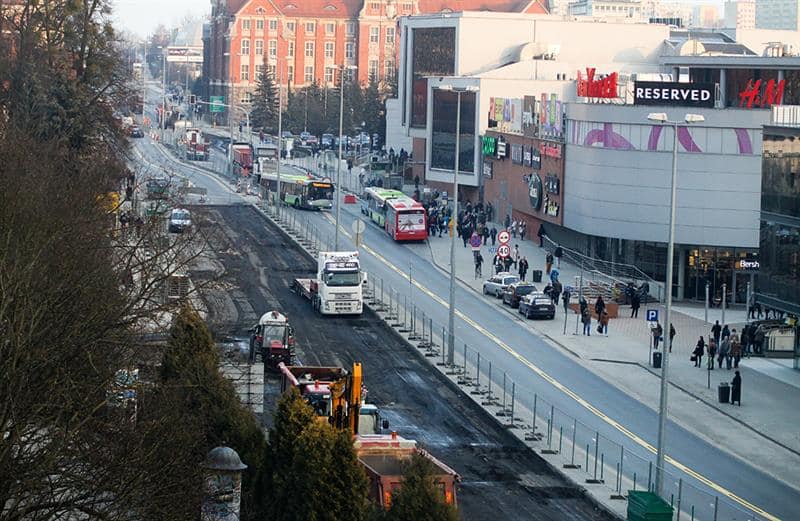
top-left (265, 201), bottom-right (768, 521)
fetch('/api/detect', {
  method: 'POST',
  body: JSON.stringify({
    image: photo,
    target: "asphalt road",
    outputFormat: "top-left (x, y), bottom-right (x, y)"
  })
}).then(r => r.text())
top-left (191, 204), bottom-right (613, 521)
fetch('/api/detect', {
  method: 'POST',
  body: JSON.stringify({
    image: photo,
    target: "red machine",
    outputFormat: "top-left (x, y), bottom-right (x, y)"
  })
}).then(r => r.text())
top-left (248, 311), bottom-right (294, 367)
top-left (232, 143), bottom-right (253, 177)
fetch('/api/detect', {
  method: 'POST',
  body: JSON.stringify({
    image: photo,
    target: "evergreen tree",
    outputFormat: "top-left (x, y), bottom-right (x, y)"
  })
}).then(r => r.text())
top-left (251, 70), bottom-right (279, 133)
top-left (363, 77), bottom-right (384, 143)
top-left (385, 454), bottom-right (458, 521)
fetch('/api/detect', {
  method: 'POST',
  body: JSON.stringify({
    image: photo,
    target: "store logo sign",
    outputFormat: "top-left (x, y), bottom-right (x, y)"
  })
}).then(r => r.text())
top-left (633, 81), bottom-right (715, 108)
top-left (739, 79), bottom-right (784, 109)
top-left (528, 173), bottom-right (543, 211)
top-left (576, 68), bottom-right (619, 99)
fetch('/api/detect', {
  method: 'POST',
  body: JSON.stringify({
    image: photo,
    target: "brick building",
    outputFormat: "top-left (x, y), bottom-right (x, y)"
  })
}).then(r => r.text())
top-left (205, 0), bottom-right (549, 114)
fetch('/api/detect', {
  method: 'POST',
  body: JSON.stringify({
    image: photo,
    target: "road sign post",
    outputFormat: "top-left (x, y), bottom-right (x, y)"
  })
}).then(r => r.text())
top-left (497, 244), bottom-right (511, 258)
top-left (498, 230), bottom-right (510, 245)
top-left (646, 309), bottom-right (659, 322)
top-left (210, 96), bottom-right (225, 113)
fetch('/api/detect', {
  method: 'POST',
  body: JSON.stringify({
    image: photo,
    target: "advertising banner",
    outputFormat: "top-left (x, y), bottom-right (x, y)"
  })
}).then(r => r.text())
top-left (633, 81), bottom-right (715, 107)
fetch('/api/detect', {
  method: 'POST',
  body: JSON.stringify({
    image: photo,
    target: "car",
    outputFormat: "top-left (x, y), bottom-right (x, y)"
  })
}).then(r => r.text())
top-left (321, 133), bottom-right (334, 148)
top-left (129, 126), bottom-right (144, 138)
top-left (502, 282), bottom-right (537, 308)
top-left (519, 292), bottom-right (556, 319)
top-left (482, 273), bottom-right (519, 298)
top-left (168, 208), bottom-right (191, 233)
top-left (281, 130), bottom-right (294, 139)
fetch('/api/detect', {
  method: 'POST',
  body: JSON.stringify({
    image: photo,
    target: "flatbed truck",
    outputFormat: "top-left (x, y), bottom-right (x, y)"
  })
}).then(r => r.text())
top-left (292, 251), bottom-right (365, 315)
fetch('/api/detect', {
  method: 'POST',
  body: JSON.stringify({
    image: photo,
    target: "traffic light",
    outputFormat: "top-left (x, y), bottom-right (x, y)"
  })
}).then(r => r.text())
top-left (189, 94), bottom-right (197, 105)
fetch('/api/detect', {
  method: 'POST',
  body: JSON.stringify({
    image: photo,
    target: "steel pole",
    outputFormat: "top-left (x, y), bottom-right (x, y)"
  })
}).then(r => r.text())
top-left (447, 91), bottom-right (462, 366)
top-left (142, 41), bottom-right (147, 120)
top-left (276, 64), bottom-right (283, 218)
top-left (746, 281), bottom-right (752, 324)
top-left (335, 68), bottom-right (345, 250)
top-left (705, 282), bottom-right (709, 323)
top-left (721, 282), bottom-right (727, 326)
top-left (161, 53), bottom-right (166, 142)
top-left (655, 122), bottom-right (679, 496)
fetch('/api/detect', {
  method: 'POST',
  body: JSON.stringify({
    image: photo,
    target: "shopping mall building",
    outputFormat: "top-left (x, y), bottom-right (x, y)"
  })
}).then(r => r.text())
top-left (387, 12), bottom-right (800, 362)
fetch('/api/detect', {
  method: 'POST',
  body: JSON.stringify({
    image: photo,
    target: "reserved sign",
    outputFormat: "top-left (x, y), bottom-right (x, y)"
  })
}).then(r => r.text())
top-left (634, 81), bottom-right (715, 108)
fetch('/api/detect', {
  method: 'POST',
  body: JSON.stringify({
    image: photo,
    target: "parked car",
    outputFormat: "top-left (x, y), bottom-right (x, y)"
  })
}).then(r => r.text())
top-left (168, 208), bottom-right (191, 233)
top-left (129, 126), bottom-right (144, 138)
top-left (502, 282), bottom-right (537, 308)
top-left (321, 133), bottom-right (334, 148)
top-left (518, 292), bottom-right (556, 319)
top-left (482, 273), bottom-right (519, 298)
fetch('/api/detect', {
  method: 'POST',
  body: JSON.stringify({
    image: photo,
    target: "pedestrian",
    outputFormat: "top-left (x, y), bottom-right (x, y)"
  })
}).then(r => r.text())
top-left (755, 302), bottom-right (763, 319)
top-left (545, 252), bottom-right (554, 274)
top-left (582, 308), bottom-right (592, 336)
top-left (594, 295), bottom-right (606, 320)
top-left (741, 324), bottom-right (751, 357)
top-left (510, 220), bottom-right (517, 238)
top-left (503, 255), bottom-right (513, 272)
top-left (598, 310), bottom-right (609, 336)
top-left (711, 320), bottom-right (722, 346)
top-left (721, 324), bottom-right (731, 341)
top-left (474, 252), bottom-right (484, 279)
top-left (731, 370), bottom-right (742, 405)
top-left (551, 280), bottom-right (562, 306)
top-left (747, 293), bottom-right (755, 319)
top-left (707, 338), bottom-right (717, 370)
top-left (692, 336), bottom-right (705, 367)
top-left (579, 296), bottom-right (588, 317)
top-left (490, 226), bottom-right (497, 246)
top-left (494, 254), bottom-right (503, 274)
top-left (652, 322), bottom-right (663, 349)
top-left (719, 336), bottom-right (732, 369)
top-left (414, 174), bottom-right (420, 189)
top-left (504, 214), bottom-right (511, 230)
top-left (731, 329), bottom-right (742, 368)
top-left (486, 201), bottom-right (493, 222)
top-left (518, 256), bottom-right (529, 281)
top-left (554, 245), bottom-right (563, 268)
top-left (482, 225), bottom-right (489, 245)
top-left (754, 325), bottom-right (765, 354)
top-left (630, 292), bottom-right (641, 318)
top-left (562, 289), bottom-right (571, 313)
top-left (461, 226), bottom-right (469, 248)
top-left (549, 268), bottom-right (560, 284)
top-left (519, 221), bottom-right (527, 241)
top-left (538, 223), bottom-right (546, 247)
top-left (669, 323), bottom-right (676, 353)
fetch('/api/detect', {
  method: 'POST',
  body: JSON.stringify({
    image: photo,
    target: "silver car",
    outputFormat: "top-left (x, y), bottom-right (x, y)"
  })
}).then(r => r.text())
top-left (482, 272), bottom-right (520, 298)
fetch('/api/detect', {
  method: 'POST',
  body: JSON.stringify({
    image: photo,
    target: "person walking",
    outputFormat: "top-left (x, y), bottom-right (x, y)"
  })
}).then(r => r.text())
top-left (669, 323), bottom-right (676, 353)
top-left (721, 324), bottom-right (731, 342)
top-left (512, 244), bottom-right (520, 269)
top-left (504, 214), bottom-right (511, 231)
top-left (719, 336), bottom-right (732, 369)
top-left (486, 201), bottom-right (493, 222)
top-left (754, 324), bottom-right (765, 355)
top-left (474, 251), bottom-right (484, 279)
top-left (711, 320), bottom-right (722, 346)
top-left (490, 226), bottom-right (497, 246)
top-left (545, 252), bottom-right (554, 275)
top-left (731, 329), bottom-right (742, 368)
top-left (598, 310), bottom-right (609, 336)
top-left (519, 221), bottom-right (527, 241)
top-left (594, 296), bottom-right (606, 321)
top-left (731, 370), bottom-right (742, 405)
top-left (652, 322), bottom-right (663, 350)
top-left (551, 280), bottom-right (563, 307)
top-left (537, 223), bottom-right (546, 247)
top-left (510, 220), bottom-right (518, 238)
top-left (518, 256), bottom-right (529, 282)
top-left (493, 254), bottom-right (503, 274)
top-left (692, 336), bottom-right (705, 367)
top-left (482, 225), bottom-right (490, 245)
top-left (582, 307), bottom-right (592, 336)
top-left (707, 338), bottom-right (717, 370)
top-left (554, 245), bottom-right (563, 268)
top-left (630, 292), bottom-right (641, 318)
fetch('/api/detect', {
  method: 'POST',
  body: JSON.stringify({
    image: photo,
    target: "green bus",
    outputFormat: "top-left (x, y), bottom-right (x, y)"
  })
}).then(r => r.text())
top-left (261, 172), bottom-right (334, 210)
top-left (359, 187), bottom-right (405, 227)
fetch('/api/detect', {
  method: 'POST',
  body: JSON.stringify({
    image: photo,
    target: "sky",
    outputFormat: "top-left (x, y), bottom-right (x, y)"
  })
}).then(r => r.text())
top-left (112, 0), bottom-right (210, 38)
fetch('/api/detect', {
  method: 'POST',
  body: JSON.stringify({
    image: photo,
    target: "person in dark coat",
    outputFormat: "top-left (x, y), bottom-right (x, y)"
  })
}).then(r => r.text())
top-left (537, 223), bottom-right (546, 247)
top-left (711, 320), bottom-right (722, 346)
top-left (630, 292), bottom-right (641, 318)
top-left (554, 245), bottom-right (563, 268)
top-left (594, 296), bottom-right (606, 320)
top-left (518, 256), bottom-right (529, 281)
top-left (692, 336), bottom-right (705, 367)
top-left (731, 370), bottom-right (742, 405)
top-left (490, 226), bottom-right (498, 246)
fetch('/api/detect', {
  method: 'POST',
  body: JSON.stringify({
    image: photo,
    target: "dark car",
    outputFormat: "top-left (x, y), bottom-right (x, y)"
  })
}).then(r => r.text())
top-left (129, 126), bottom-right (144, 138)
top-left (519, 292), bottom-right (556, 319)
top-left (502, 282), bottom-right (537, 308)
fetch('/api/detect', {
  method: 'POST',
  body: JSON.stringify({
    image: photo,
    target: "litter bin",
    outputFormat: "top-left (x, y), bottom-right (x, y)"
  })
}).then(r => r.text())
top-left (652, 351), bottom-right (662, 369)
top-left (626, 490), bottom-right (674, 521)
top-left (531, 270), bottom-right (543, 283)
top-left (718, 382), bottom-right (731, 403)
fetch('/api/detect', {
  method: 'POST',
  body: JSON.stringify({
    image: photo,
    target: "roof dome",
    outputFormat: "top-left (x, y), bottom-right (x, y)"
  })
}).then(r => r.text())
top-left (203, 446), bottom-right (248, 471)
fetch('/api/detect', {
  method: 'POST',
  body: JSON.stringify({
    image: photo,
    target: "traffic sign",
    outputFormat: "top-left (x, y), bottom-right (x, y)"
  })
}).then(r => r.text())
top-left (352, 220), bottom-right (366, 234)
top-left (469, 234), bottom-right (482, 248)
top-left (497, 244), bottom-right (511, 258)
top-left (646, 309), bottom-right (659, 322)
top-left (210, 96), bottom-right (225, 113)
top-left (498, 230), bottom-right (510, 244)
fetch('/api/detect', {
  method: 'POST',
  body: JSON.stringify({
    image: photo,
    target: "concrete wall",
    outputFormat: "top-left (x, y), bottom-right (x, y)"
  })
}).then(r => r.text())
top-left (385, 98), bottom-right (412, 152)
top-left (564, 103), bottom-right (769, 248)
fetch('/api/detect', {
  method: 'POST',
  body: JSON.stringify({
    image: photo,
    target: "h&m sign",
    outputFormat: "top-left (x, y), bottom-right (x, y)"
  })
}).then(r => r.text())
top-left (576, 68), bottom-right (619, 99)
top-left (634, 81), bottom-right (715, 107)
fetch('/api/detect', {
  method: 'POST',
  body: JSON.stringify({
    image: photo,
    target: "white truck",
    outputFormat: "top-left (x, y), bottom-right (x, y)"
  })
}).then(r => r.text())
top-left (292, 251), bottom-right (365, 315)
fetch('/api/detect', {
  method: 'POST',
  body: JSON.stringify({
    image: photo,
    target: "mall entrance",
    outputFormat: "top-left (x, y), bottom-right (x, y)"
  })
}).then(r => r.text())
top-left (686, 248), bottom-right (758, 304)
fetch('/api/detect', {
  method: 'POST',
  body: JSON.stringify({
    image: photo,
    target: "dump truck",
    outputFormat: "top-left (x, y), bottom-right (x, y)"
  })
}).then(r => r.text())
top-left (292, 251), bottom-right (365, 315)
top-left (248, 311), bottom-right (294, 368)
top-left (231, 142), bottom-right (253, 178)
top-left (354, 432), bottom-right (460, 509)
top-left (182, 127), bottom-right (209, 161)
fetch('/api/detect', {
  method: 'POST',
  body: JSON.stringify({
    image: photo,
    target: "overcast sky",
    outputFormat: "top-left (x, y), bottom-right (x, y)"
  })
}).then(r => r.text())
top-left (112, 0), bottom-right (210, 38)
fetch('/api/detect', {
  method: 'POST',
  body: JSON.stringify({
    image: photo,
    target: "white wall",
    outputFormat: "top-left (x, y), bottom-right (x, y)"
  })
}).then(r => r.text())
top-left (385, 98), bottom-right (412, 152)
top-left (564, 103), bottom-right (769, 247)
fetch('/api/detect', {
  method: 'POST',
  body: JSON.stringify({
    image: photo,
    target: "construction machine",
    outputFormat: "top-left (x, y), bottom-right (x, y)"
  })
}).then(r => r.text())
top-left (249, 311), bottom-right (294, 368)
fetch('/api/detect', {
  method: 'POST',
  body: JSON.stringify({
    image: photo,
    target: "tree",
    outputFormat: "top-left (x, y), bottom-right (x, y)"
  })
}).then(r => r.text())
top-left (363, 77), bottom-right (384, 142)
top-left (384, 454), bottom-right (459, 521)
top-left (251, 70), bottom-right (278, 132)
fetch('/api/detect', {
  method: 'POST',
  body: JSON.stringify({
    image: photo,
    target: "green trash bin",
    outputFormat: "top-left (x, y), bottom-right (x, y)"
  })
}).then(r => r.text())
top-left (627, 490), bottom-right (674, 521)
top-left (531, 270), bottom-right (543, 282)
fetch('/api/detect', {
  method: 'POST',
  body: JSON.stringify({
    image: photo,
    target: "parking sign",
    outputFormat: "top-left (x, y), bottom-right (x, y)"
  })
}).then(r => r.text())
top-left (646, 309), bottom-right (659, 322)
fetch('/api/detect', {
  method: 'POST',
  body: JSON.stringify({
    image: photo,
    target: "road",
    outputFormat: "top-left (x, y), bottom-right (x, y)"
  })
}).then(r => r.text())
top-left (131, 80), bottom-right (799, 520)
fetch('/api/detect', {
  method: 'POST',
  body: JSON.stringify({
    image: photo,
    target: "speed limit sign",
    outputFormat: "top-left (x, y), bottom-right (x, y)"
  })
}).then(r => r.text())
top-left (497, 244), bottom-right (511, 258)
top-left (498, 230), bottom-right (510, 244)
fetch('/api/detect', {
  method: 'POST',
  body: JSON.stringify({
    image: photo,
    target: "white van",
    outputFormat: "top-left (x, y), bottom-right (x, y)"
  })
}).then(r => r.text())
top-left (168, 208), bottom-right (191, 233)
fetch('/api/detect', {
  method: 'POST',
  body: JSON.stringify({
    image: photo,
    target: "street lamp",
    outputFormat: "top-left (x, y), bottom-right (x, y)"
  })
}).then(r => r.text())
top-left (438, 84), bottom-right (478, 366)
top-left (335, 65), bottom-right (358, 250)
top-left (646, 111), bottom-right (705, 497)
top-left (160, 47), bottom-right (167, 142)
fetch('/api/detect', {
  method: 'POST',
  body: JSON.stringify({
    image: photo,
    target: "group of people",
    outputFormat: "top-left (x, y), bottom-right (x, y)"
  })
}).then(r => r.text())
top-left (690, 320), bottom-right (766, 370)
top-left (580, 295), bottom-right (610, 337)
top-left (503, 215), bottom-right (527, 241)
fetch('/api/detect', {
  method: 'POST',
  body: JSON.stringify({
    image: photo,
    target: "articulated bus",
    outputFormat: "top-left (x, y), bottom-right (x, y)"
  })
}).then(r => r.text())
top-left (360, 187), bottom-right (427, 241)
top-left (260, 172), bottom-right (334, 210)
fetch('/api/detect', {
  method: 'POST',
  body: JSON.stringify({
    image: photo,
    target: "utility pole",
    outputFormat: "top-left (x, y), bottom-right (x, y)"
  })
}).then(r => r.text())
top-left (335, 67), bottom-right (345, 250)
top-left (161, 52), bottom-right (167, 143)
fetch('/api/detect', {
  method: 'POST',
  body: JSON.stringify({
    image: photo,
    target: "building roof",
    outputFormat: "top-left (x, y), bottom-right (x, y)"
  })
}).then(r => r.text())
top-left (275, 0), bottom-right (363, 17)
top-left (418, 0), bottom-right (547, 14)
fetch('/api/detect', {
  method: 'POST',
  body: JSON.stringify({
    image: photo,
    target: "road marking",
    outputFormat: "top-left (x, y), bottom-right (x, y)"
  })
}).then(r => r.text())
top-left (319, 212), bottom-right (779, 521)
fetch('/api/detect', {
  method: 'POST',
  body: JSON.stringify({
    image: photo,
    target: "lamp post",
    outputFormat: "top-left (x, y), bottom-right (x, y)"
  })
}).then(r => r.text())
top-left (335, 65), bottom-right (357, 250)
top-left (438, 85), bottom-right (478, 366)
top-left (647, 112), bottom-right (705, 497)
top-left (161, 49), bottom-right (167, 142)
top-left (142, 40), bottom-right (147, 120)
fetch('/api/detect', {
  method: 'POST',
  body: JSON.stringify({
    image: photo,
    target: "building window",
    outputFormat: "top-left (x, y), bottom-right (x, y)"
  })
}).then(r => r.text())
top-left (286, 21), bottom-right (295, 33)
top-left (241, 39), bottom-right (250, 55)
top-left (369, 27), bottom-right (379, 43)
top-left (346, 22), bottom-right (355, 36)
top-left (268, 64), bottom-right (276, 78)
top-left (288, 64), bottom-right (294, 79)
top-left (403, 3), bottom-right (412, 12)
top-left (255, 39), bottom-right (263, 55)
top-left (241, 64), bottom-right (250, 81)
top-left (345, 68), bottom-right (356, 82)
top-left (325, 66), bottom-right (335, 83)
top-left (370, 2), bottom-right (380, 10)
top-left (386, 27), bottom-right (395, 44)
top-left (269, 19), bottom-right (278, 31)
top-left (256, 19), bottom-right (264, 30)
top-left (324, 42), bottom-right (334, 58)
top-left (305, 21), bottom-right (315, 34)
top-left (345, 41), bottom-right (354, 59)
top-left (288, 41), bottom-right (295, 57)
top-left (269, 39), bottom-right (277, 57)
top-left (241, 91), bottom-right (253, 104)
top-left (368, 59), bottom-right (378, 80)
top-left (385, 59), bottom-right (395, 80)
top-left (326, 22), bottom-right (335, 35)
top-left (256, 64), bottom-right (264, 77)
top-left (242, 19), bottom-right (251, 30)
top-left (304, 65), bottom-right (314, 83)
top-left (305, 42), bottom-right (314, 57)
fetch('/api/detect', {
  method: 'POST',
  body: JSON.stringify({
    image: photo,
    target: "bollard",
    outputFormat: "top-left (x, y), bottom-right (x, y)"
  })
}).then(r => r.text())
top-left (403, 295), bottom-right (409, 331)
top-left (691, 506), bottom-right (694, 521)
top-left (713, 497), bottom-right (718, 521)
top-left (380, 278), bottom-right (384, 306)
top-left (610, 445), bottom-right (625, 498)
top-left (498, 373), bottom-right (507, 416)
top-left (483, 361), bottom-right (493, 405)
top-left (676, 478), bottom-right (682, 521)
top-left (440, 327), bottom-right (447, 365)
top-left (564, 418), bottom-right (579, 469)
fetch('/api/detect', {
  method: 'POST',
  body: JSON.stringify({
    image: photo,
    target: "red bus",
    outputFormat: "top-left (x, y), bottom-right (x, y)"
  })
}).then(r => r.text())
top-left (384, 196), bottom-right (428, 241)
